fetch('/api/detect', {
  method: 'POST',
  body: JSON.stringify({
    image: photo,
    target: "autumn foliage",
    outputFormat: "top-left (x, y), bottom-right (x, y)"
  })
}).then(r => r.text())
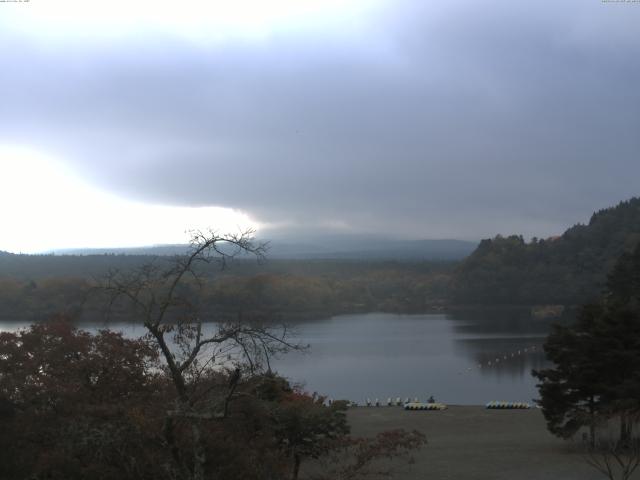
top-left (0, 317), bottom-right (163, 479)
top-left (0, 318), bottom-right (425, 480)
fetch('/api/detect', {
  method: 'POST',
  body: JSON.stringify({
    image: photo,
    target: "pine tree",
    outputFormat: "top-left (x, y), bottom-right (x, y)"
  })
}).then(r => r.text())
top-left (534, 243), bottom-right (640, 445)
top-left (533, 305), bottom-right (606, 444)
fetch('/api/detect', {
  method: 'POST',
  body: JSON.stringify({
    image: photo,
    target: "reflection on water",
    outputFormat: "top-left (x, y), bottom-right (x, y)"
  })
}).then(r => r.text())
top-left (0, 310), bottom-right (557, 405)
top-left (454, 338), bottom-right (547, 380)
top-left (447, 308), bottom-right (554, 383)
top-left (448, 306), bottom-right (555, 335)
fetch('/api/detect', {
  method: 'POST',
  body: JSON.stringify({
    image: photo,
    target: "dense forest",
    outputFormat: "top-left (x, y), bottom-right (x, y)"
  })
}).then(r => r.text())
top-left (0, 255), bottom-right (454, 322)
top-left (452, 198), bottom-right (640, 306)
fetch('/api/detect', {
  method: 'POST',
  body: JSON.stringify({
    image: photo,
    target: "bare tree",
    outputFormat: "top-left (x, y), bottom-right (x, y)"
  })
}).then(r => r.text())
top-left (103, 229), bottom-right (301, 480)
top-left (583, 439), bottom-right (640, 480)
top-left (582, 414), bottom-right (640, 480)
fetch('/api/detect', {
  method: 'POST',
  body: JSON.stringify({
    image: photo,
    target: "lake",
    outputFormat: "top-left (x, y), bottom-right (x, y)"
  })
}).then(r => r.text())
top-left (274, 312), bottom-right (550, 405)
top-left (0, 310), bottom-right (552, 405)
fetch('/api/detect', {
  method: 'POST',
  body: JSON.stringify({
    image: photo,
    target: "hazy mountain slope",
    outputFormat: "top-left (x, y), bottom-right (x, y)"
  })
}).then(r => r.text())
top-left (266, 238), bottom-right (476, 260)
top-left (53, 237), bottom-right (477, 261)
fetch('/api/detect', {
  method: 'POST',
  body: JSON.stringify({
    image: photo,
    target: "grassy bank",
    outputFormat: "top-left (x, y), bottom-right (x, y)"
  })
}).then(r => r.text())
top-left (335, 406), bottom-right (627, 480)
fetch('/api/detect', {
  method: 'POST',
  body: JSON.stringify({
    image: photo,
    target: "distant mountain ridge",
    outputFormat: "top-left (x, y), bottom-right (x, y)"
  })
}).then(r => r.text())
top-left (52, 237), bottom-right (477, 261)
top-left (267, 238), bottom-right (476, 260)
top-left (52, 244), bottom-right (191, 257)
top-left (452, 197), bottom-right (640, 305)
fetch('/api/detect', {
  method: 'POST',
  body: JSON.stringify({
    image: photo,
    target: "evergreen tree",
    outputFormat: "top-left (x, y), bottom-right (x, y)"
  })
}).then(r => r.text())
top-left (533, 305), bottom-right (606, 444)
top-left (534, 243), bottom-right (640, 444)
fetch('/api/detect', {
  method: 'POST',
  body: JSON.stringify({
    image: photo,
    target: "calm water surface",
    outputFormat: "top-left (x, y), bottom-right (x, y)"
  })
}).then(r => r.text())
top-left (274, 312), bottom-right (550, 405)
top-left (1, 311), bottom-right (551, 405)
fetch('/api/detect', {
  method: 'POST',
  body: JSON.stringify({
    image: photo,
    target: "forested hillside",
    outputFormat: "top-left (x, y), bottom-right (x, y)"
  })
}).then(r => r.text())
top-left (0, 255), bottom-right (453, 322)
top-left (452, 198), bottom-right (640, 305)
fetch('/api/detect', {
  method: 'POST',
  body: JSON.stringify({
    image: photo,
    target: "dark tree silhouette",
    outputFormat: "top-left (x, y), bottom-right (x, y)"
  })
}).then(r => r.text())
top-left (534, 243), bottom-right (640, 447)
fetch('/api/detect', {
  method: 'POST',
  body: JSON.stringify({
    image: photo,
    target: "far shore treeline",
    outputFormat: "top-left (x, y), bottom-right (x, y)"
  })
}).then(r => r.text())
top-left (1, 197), bottom-right (639, 323)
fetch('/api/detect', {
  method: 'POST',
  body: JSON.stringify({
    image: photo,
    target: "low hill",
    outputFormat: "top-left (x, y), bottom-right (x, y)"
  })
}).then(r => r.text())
top-left (452, 197), bottom-right (640, 305)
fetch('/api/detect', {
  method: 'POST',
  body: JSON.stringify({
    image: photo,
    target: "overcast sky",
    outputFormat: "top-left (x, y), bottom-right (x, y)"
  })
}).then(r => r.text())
top-left (1, 0), bottom-right (639, 252)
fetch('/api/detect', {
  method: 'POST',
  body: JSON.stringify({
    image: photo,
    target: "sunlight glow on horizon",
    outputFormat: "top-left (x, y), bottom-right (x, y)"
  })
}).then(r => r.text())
top-left (2, 0), bottom-right (381, 43)
top-left (0, 147), bottom-right (261, 254)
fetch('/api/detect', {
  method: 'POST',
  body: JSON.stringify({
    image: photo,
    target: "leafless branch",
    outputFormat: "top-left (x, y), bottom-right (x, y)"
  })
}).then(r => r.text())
top-left (98, 229), bottom-right (298, 480)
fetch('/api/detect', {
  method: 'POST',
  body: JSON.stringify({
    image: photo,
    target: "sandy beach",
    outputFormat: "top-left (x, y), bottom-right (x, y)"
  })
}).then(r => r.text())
top-left (344, 406), bottom-right (632, 480)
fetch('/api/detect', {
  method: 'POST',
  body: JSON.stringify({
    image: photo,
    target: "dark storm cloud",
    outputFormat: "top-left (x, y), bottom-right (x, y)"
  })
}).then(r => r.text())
top-left (1, 0), bottom-right (639, 239)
